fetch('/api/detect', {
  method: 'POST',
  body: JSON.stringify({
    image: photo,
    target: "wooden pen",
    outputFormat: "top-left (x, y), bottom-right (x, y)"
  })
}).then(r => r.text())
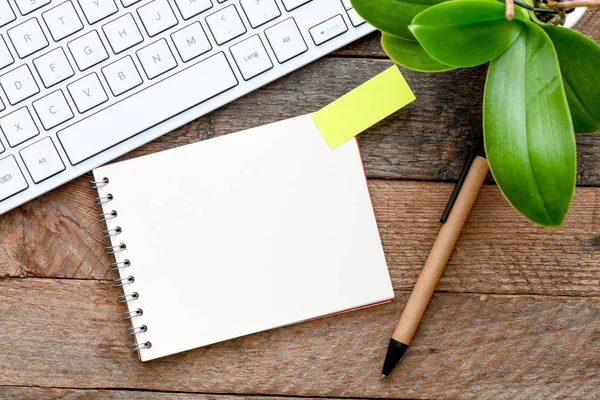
top-left (381, 136), bottom-right (489, 377)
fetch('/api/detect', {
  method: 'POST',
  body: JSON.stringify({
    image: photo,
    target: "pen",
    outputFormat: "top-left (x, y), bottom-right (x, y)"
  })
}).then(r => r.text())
top-left (381, 136), bottom-right (489, 378)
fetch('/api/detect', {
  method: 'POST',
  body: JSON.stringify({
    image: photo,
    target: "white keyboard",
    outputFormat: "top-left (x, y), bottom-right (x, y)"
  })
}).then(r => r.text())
top-left (0, 0), bottom-right (373, 215)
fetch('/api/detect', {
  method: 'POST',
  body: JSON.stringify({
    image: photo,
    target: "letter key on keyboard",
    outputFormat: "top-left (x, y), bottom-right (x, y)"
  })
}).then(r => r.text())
top-left (8, 18), bottom-right (49, 59)
top-left (33, 90), bottom-right (74, 130)
top-left (33, 48), bottom-right (75, 88)
top-left (137, 0), bottom-right (178, 37)
top-left (0, 65), bottom-right (40, 104)
top-left (78, 0), bottom-right (118, 24)
top-left (42, 1), bottom-right (85, 41)
top-left (68, 30), bottom-right (109, 70)
top-left (174, 0), bottom-right (211, 20)
top-left (58, 52), bottom-right (238, 165)
top-left (171, 22), bottom-right (212, 62)
top-left (102, 55), bottom-right (143, 95)
top-left (136, 39), bottom-right (177, 79)
top-left (0, 107), bottom-right (39, 146)
top-left (102, 13), bottom-right (144, 53)
top-left (67, 73), bottom-right (109, 113)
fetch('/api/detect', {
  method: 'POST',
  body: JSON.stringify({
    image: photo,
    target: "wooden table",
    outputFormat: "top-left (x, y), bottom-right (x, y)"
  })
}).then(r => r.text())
top-left (1, 11), bottom-right (599, 400)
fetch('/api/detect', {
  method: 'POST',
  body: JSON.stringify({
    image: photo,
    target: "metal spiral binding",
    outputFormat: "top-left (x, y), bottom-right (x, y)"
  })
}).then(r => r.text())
top-left (103, 226), bottom-right (122, 237)
top-left (98, 210), bottom-right (117, 221)
top-left (95, 194), bottom-right (113, 204)
top-left (94, 177), bottom-right (150, 353)
top-left (106, 243), bottom-right (126, 254)
top-left (90, 177), bottom-right (109, 188)
top-left (114, 275), bottom-right (135, 286)
top-left (119, 292), bottom-right (138, 302)
top-left (123, 308), bottom-right (143, 319)
top-left (131, 342), bottom-right (152, 351)
top-left (127, 325), bottom-right (147, 335)
top-left (111, 259), bottom-right (130, 270)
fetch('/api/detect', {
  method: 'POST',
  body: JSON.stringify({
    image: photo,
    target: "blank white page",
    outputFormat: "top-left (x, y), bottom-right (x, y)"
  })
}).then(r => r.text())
top-left (94, 114), bottom-right (394, 361)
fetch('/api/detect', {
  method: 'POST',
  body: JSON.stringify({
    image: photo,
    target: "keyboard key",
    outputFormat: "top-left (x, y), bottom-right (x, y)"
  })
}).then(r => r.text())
top-left (0, 97), bottom-right (4, 111)
top-left (0, 155), bottom-right (28, 201)
top-left (33, 90), bottom-right (74, 130)
top-left (264, 18), bottom-right (307, 63)
top-left (309, 14), bottom-right (347, 46)
top-left (171, 22), bottom-right (211, 62)
top-left (68, 30), bottom-right (109, 70)
top-left (78, 0), bottom-right (118, 24)
top-left (205, 5), bottom-right (246, 45)
top-left (43, 1), bottom-right (85, 41)
top-left (102, 55), bottom-right (142, 95)
top-left (8, 18), bottom-right (49, 58)
top-left (0, 138), bottom-right (4, 152)
top-left (0, 107), bottom-right (39, 146)
top-left (346, 8), bottom-right (365, 26)
top-left (14, 0), bottom-right (51, 15)
top-left (20, 137), bottom-right (65, 183)
top-left (137, 39), bottom-right (177, 79)
top-left (240, 0), bottom-right (280, 28)
top-left (137, 0), bottom-right (178, 37)
top-left (0, 0), bottom-right (16, 28)
top-left (174, 0), bottom-right (211, 20)
top-left (67, 72), bottom-right (108, 113)
top-left (0, 65), bottom-right (40, 104)
top-left (33, 47), bottom-right (75, 87)
top-left (103, 13), bottom-right (144, 54)
top-left (121, 0), bottom-right (140, 7)
top-left (280, 0), bottom-right (310, 11)
top-left (58, 52), bottom-right (238, 165)
top-left (0, 36), bottom-right (14, 69)
top-left (230, 34), bottom-right (272, 80)
top-left (340, 0), bottom-right (351, 9)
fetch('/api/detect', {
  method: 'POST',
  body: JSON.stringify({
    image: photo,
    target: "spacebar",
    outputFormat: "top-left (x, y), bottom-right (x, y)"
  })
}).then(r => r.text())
top-left (58, 52), bottom-right (238, 165)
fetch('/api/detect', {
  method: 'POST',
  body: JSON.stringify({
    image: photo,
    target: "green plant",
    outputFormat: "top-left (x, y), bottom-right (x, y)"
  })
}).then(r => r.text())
top-left (352, 0), bottom-right (600, 227)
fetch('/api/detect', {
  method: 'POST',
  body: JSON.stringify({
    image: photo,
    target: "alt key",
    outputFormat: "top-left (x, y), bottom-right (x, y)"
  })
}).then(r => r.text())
top-left (20, 137), bottom-right (65, 184)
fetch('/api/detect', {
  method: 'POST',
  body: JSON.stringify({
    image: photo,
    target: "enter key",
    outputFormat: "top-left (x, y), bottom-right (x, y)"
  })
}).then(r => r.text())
top-left (309, 14), bottom-right (348, 46)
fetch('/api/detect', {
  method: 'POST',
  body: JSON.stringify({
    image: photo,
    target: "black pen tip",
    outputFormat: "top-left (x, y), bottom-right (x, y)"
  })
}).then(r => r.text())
top-left (381, 339), bottom-right (408, 377)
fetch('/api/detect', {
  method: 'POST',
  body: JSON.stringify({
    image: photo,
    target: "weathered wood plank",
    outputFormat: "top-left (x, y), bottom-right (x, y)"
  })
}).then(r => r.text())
top-left (0, 278), bottom-right (598, 399)
top-left (1, 179), bottom-right (599, 296)
top-left (0, 387), bottom-right (331, 400)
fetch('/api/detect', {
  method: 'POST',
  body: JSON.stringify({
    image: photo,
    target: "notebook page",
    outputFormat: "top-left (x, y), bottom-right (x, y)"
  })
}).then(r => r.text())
top-left (94, 114), bottom-right (394, 361)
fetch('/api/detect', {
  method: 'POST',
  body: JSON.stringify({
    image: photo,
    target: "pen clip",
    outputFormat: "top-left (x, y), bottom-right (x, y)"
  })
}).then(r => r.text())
top-left (440, 136), bottom-right (486, 223)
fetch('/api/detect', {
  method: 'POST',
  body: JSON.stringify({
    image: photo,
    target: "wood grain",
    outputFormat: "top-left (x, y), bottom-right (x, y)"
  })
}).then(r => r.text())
top-left (0, 278), bottom-right (598, 400)
top-left (1, 178), bottom-right (599, 296)
top-left (0, 387), bottom-right (330, 400)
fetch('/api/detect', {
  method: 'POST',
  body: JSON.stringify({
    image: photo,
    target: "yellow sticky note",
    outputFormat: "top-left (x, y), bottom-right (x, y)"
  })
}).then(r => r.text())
top-left (311, 66), bottom-right (416, 149)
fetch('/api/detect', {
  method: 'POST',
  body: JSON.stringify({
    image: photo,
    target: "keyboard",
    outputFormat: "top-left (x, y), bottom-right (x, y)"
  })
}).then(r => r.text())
top-left (0, 0), bottom-right (373, 215)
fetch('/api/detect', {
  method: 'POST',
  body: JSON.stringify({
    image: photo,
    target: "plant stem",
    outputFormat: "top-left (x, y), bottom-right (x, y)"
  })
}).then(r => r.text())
top-left (506, 0), bottom-right (515, 20)
top-left (547, 0), bottom-right (600, 8)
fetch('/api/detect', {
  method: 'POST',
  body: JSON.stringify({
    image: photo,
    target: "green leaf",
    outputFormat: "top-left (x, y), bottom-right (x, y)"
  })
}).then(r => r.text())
top-left (408, 0), bottom-right (528, 67)
top-left (484, 22), bottom-right (576, 227)
top-left (351, 0), bottom-right (450, 40)
top-left (541, 25), bottom-right (600, 133)
top-left (381, 33), bottom-right (455, 72)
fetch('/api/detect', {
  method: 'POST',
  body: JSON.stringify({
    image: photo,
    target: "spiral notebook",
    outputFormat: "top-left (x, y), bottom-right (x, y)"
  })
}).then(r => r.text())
top-left (93, 114), bottom-right (394, 361)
